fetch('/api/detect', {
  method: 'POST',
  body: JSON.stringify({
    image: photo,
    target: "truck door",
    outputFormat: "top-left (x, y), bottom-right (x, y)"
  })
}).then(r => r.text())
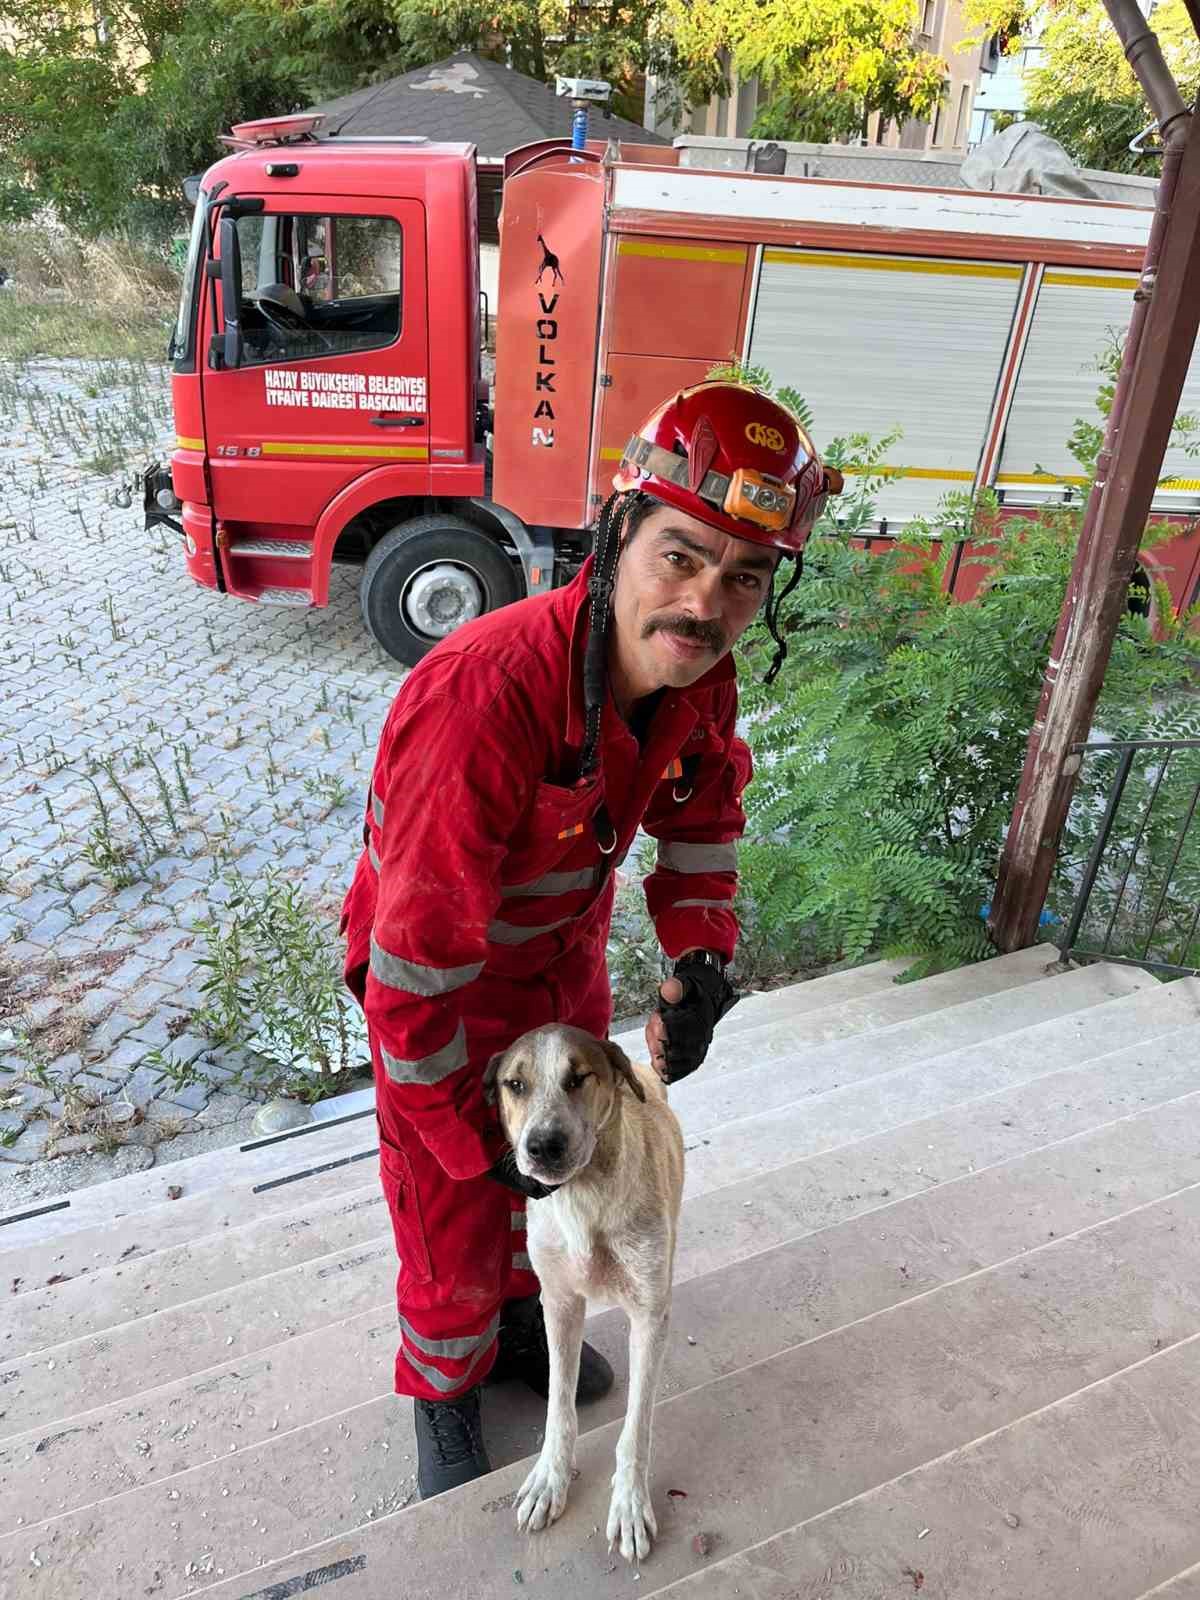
top-left (203, 196), bottom-right (428, 552)
top-left (995, 267), bottom-right (1200, 618)
top-left (746, 248), bottom-right (1025, 530)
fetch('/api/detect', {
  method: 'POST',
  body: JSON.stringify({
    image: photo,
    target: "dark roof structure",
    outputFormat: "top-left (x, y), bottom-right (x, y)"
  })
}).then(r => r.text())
top-left (309, 51), bottom-right (666, 159)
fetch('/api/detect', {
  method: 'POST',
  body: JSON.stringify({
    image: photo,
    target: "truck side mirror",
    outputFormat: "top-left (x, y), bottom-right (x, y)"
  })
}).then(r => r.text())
top-left (215, 214), bottom-right (243, 370)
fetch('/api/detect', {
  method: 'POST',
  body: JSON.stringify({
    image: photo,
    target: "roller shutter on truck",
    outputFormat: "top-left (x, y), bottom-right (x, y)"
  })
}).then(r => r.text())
top-left (747, 248), bottom-right (1025, 526)
top-left (995, 268), bottom-right (1200, 511)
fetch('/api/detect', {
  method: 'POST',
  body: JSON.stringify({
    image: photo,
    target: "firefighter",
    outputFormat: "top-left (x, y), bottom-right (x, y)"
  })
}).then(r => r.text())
top-left (340, 381), bottom-right (840, 1498)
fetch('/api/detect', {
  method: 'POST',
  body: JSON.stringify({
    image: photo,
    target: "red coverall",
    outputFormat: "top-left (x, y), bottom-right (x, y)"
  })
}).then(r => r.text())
top-left (340, 559), bottom-right (751, 1401)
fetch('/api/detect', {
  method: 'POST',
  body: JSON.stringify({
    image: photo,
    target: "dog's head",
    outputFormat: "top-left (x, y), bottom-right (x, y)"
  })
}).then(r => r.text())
top-left (483, 1024), bottom-right (645, 1187)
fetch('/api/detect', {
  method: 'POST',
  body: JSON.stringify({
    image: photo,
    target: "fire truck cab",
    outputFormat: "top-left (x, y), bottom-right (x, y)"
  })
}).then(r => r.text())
top-left (149, 114), bottom-right (593, 664)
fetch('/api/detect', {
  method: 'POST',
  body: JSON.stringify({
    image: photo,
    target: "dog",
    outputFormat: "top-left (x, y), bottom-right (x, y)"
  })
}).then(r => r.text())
top-left (484, 1023), bottom-right (684, 1562)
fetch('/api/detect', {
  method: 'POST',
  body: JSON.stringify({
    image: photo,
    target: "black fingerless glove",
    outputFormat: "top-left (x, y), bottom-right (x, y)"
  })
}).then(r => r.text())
top-left (656, 950), bottom-right (740, 1084)
top-left (486, 1149), bottom-right (560, 1200)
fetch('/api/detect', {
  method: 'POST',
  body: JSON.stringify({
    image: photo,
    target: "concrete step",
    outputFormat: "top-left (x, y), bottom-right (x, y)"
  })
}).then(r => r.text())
top-left (654, 1332), bottom-right (1200, 1600)
top-left (0, 1232), bottom-right (397, 1439)
top-left (3, 953), bottom-right (1187, 1600)
top-left (2, 972), bottom-right (1184, 1440)
top-left (612, 942), bottom-right (1065, 1067)
top-left (6, 1182), bottom-right (384, 1360)
top-left (86, 1174), bottom-right (1200, 1600)
top-left (1140, 1569), bottom-right (1200, 1599)
top-left (633, 955), bottom-right (913, 1042)
top-left (0, 1112), bottom-right (379, 1261)
top-left (681, 995), bottom-right (1200, 1204)
top-left (672, 1010), bottom-right (1200, 1278)
top-left (3, 963), bottom-right (1163, 1314)
top-left (669, 958), bottom-right (1166, 1140)
top-left (6, 979), bottom-right (1185, 1436)
top-left (617, 943), bottom-right (1096, 1082)
top-left (0, 946), bottom-right (1066, 1278)
top-left (6, 1076), bottom-right (1200, 1544)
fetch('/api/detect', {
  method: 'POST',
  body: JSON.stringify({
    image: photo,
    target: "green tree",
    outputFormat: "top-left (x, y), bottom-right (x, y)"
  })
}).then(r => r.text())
top-left (0, 0), bottom-right (403, 235)
top-left (1028, 0), bottom-right (1200, 172)
top-left (661, 0), bottom-right (950, 144)
top-left (963, 0), bottom-right (1200, 172)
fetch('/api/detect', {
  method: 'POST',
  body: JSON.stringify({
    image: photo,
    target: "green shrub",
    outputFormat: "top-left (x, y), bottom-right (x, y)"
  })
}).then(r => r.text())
top-left (192, 871), bottom-right (365, 1101)
top-left (733, 437), bottom-right (1200, 980)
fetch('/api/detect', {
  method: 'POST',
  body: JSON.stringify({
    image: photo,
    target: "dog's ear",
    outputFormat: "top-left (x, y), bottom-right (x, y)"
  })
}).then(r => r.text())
top-left (601, 1038), bottom-right (646, 1102)
top-left (482, 1050), bottom-right (505, 1106)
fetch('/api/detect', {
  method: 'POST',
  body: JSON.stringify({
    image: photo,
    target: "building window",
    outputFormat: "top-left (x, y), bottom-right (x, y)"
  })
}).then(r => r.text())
top-left (919, 0), bottom-right (936, 34)
top-left (931, 100), bottom-right (944, 146)
top-left (954, 83), bottom-right (972, 146)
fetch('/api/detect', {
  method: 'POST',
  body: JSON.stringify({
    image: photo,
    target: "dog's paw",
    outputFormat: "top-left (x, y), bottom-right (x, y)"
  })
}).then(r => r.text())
top-left (515, 1451), bottom-right (573, 1534)
top-left (607, 1468), bottom-right (657, 1563)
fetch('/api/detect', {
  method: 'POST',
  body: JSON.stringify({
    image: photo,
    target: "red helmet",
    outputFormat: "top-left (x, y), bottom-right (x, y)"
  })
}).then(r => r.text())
top-left (612, 381), bottom-right (842, 553)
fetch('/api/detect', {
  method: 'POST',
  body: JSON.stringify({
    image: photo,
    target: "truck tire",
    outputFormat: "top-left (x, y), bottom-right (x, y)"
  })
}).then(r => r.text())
top-left (360, 514), bottom-right (523, 666)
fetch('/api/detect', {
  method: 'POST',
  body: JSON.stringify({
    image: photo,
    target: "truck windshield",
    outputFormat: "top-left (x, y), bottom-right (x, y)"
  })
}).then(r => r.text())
top-left (171, 187), bottom-right (208, 368)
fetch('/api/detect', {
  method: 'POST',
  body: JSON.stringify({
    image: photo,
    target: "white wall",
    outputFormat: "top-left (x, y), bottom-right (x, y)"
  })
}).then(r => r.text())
top-left (480, 243), bottom-right (499, 310)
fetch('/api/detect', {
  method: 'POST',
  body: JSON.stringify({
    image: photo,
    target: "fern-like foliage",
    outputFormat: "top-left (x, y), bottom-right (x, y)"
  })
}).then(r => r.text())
top-left (732, 459), bottom-right (1200, 979)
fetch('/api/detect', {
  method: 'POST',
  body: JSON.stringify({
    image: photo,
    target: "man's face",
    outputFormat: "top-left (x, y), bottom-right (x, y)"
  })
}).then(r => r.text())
top-left (608, 501), bottom-right (779, 701)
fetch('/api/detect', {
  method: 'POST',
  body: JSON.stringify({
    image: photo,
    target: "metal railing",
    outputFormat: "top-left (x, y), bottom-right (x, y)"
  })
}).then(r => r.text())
top-left (1060, 737), bottom-right (1200, 978)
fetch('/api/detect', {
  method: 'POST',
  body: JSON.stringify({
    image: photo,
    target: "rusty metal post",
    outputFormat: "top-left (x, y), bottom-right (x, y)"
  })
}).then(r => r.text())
top-left (987, 106), bottom-right (1200, 953)
top-left (1104, 0), bottom-right (1190, 138)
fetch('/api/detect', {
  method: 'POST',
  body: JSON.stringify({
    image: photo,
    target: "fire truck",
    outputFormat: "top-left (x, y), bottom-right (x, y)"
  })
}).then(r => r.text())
top-left (145, 115), bottom-right (1200, 665)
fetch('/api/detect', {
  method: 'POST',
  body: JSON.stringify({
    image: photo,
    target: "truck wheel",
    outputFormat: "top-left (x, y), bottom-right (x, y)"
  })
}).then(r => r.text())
top-left (360, 515), bottom-right (523, 666)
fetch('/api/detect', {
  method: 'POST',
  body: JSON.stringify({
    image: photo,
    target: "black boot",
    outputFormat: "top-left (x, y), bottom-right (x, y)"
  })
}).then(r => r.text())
top-left (414, 1386), bottom-right (492, 1499)
top-left (486, 1294), bottom-right (614, 1403)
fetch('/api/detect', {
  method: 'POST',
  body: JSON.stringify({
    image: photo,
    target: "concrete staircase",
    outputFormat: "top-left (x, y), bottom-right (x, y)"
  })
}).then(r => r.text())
top-left (6, 945), bottom-right (1200, 1599)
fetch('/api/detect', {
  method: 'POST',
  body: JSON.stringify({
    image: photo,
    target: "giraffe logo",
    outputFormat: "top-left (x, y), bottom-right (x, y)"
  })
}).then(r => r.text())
top-left (535, 234), bottom-right (564, 286)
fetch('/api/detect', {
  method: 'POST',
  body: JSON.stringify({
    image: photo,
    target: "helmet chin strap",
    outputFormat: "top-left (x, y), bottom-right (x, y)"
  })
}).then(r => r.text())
top-left (762, 551), bottom-right (805, 685)
top-left (577, 491), bottom-right (647, 785)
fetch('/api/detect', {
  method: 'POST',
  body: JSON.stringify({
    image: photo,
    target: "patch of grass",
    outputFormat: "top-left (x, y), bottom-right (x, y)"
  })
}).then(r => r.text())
top-left (0, 292), bottom-right (173, 362)
top-left (0, 223), bottom-right (177, 362)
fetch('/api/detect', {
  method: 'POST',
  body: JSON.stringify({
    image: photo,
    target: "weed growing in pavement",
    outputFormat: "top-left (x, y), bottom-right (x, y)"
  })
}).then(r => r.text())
top-left (189, 870), bottom-right (364, 1103)
top-left (145, 751), bottom-right (178, 832)
top-left (82, 821), bottom-right (139, 889)
top-left (104, 592), bottom-right (124, 642)
top-left (302, 771), bottom-right (352, 814)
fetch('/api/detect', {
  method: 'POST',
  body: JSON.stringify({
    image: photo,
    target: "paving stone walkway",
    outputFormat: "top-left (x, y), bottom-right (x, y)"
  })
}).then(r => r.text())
top-left (0, 357), bottom-right (403, 1189)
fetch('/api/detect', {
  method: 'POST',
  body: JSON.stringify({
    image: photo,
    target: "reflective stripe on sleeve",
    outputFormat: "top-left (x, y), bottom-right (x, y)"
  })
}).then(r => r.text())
top-left (487, 916), bottom-right (572, 945)
top-left (380, 1021), bottom-right (468, 1086)
top-left (369, 937), bottom-right (483, 997)
top-left (657, 840), bottom-right (737, 874)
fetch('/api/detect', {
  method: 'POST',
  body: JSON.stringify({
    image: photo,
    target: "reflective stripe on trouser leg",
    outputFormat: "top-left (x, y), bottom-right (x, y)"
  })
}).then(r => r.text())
top-left (372, 1054), bottom-right (524, 1402)
top-left (507, 1198), bottom-right (539, 1300)
top-left (398, 1310), bottom-right (501, 1395)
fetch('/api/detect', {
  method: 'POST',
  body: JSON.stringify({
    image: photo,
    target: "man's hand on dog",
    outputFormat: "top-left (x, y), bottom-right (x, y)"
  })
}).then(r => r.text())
top-left (486, 1149), bottom-right (560, 1200)
top-left (647, 952), bottom-right (739, 1083)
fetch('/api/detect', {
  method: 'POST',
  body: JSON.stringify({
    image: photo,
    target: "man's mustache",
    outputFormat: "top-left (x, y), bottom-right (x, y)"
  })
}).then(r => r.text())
top-left (642, 613), bottom-right (727, 653)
